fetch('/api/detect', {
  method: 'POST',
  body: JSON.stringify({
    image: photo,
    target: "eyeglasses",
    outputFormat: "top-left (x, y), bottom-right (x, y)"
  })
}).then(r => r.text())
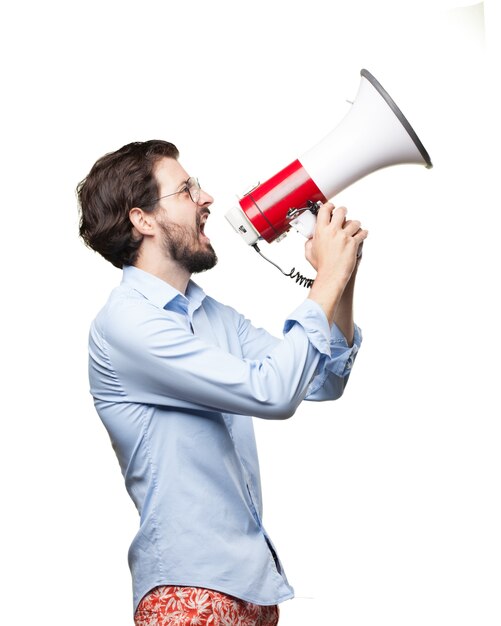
top-left (152, 176), bottom-right (201, 206)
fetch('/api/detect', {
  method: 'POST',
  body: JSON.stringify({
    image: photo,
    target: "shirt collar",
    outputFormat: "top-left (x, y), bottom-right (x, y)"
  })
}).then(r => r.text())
top-left (122, 265), bottom-right (206, 313)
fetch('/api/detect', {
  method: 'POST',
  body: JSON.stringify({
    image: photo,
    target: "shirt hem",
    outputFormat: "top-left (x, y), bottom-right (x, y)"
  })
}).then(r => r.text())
top-left (134, 579), bottom-right (295, 615)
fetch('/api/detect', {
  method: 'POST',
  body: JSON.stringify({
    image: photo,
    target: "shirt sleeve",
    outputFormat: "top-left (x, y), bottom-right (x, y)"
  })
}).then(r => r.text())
top-left (305, 322), bottom-right (362, 401)
top-left (90, 297), bottom-right (333, 420)
top-left (90, 294), bottom-right (361, 419)
top-left (284, 300), bottom-right (362, 401)
top-left (225, 299), bottom-right (362, 403)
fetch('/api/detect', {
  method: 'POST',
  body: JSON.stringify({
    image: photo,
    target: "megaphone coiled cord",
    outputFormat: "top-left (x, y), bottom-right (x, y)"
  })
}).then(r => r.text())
top-left (252, 244), bottom-right (314, 288)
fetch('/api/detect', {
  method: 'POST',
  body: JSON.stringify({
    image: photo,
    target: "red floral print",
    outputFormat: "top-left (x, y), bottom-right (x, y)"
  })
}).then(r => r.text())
top-left (134, 585), bottom-right (279, 626)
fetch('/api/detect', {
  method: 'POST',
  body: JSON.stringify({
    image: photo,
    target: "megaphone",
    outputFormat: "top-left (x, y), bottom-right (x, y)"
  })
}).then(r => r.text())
top-left (225, 69), bottom-right (432, 246)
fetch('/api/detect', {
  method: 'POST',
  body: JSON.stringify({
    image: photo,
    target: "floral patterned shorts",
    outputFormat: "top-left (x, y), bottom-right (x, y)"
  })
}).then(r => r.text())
top-left (134, 585), bottom-right (279, 626)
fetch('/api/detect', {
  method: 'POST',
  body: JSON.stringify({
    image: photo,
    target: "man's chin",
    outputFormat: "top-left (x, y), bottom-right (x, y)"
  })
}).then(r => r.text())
top-left (160, 221), bottom-right (217, 274)
top-left (185, 246), bottom-right (218, 274)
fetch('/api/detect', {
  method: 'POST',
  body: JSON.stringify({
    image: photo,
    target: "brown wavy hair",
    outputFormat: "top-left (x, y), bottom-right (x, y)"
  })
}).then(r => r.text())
top-left (77, 140), bottom-right (179, 268)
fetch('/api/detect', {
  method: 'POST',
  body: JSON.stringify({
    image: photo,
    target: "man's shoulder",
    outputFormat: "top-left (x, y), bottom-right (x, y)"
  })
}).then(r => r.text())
top-left (201, 291), bottom-right (245, 322)
top-left (104, 282), bottom-right (150, 311)
top-left (91, 283), bottom-right (160, 334)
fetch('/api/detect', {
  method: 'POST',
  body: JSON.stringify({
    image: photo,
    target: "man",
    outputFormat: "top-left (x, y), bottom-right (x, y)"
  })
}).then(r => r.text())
top-left (78, 139), bottom-right (367, 626)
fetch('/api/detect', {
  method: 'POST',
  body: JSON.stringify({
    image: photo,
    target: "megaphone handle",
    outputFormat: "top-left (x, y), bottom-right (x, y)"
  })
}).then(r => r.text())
top-left (287, 200), bottom-right (322, 238)
top-left (289, 209), bottom-right (318, 239)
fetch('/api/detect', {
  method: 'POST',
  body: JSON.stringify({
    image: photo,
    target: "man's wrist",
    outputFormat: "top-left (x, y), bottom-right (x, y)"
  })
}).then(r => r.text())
top-left (308, 274), bottom-right (347, 326)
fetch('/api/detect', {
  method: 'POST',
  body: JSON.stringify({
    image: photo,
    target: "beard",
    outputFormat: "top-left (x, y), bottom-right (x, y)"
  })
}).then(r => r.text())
top-left (158, 213), bottom-right (218, 274)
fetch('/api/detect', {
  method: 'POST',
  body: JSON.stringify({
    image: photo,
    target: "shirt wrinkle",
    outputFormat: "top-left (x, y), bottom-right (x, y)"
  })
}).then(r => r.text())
top-left (140, 415), bottom-right (165, 574)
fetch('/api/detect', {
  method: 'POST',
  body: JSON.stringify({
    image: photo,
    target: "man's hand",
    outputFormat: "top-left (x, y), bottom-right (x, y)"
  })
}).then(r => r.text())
top-left (306, 203), bottom-right (368, 326)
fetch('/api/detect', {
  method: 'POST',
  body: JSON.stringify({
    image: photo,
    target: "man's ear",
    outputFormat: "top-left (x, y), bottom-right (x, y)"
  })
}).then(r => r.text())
top-left (129, 207), bottom-right (156, 236)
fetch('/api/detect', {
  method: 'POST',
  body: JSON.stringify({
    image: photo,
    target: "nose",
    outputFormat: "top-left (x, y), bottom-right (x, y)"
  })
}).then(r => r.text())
top-left (198, 188), bottom-right (214, 207)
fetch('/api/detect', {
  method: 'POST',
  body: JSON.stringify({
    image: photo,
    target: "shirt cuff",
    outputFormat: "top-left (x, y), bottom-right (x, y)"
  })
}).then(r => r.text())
top-left (327, 323), bottom-right (362, 377)
top-left (283, 299), bottom-right (332, 357)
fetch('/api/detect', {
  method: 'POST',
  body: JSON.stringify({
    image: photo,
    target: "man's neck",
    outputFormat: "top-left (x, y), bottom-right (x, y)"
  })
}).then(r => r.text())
top-left (134, 257), bottom-right (191, 294)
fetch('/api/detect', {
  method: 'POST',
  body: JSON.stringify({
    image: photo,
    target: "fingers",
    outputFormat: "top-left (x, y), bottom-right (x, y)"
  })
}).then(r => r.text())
top-left (329, 205), bottom-right (347, 228)
top-left (354, 229), bottom-right (369, 245)
top-left (316, 203), bottom-right (368, 244)
top-left (342, 219), bottom-right (362, 236)
top-left (316, 201), bottom-right (336, 227)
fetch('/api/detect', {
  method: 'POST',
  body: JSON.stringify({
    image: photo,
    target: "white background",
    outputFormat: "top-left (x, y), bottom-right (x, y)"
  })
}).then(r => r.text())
top-left (1, 1), bottom-right (499, 624)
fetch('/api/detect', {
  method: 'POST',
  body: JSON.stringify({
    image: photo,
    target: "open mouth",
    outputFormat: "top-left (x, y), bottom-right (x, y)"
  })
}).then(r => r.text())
top-left (198, 212), bottom-right (210, 241)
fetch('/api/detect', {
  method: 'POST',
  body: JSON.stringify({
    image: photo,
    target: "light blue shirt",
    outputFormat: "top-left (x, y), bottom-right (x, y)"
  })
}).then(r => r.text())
top-left (88, 265), bottom-right (361, 613)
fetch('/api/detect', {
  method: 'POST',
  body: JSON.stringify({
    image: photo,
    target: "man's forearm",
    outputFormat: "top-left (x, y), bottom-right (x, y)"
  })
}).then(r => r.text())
top-left (332, 267), bottom-right (357, 346)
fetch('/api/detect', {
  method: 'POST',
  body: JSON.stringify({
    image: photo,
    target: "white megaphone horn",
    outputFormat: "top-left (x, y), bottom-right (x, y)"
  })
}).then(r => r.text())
top-left (226, 69), bottom-right (432, 246)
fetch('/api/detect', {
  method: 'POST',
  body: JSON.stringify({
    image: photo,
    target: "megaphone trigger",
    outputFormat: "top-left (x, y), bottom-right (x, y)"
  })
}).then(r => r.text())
top-left (306, 200), bottom-right (322, 216)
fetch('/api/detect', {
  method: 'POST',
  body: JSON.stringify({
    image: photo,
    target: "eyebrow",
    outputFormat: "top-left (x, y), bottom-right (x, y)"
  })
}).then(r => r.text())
top-left (175, 178), bottom-right (190, 192)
